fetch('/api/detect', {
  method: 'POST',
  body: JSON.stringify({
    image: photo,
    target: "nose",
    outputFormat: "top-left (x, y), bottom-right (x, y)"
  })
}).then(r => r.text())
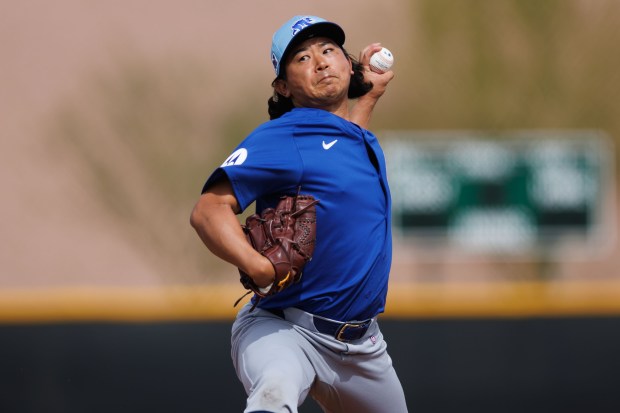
top-left (315, 53), bottom-right (328, 71)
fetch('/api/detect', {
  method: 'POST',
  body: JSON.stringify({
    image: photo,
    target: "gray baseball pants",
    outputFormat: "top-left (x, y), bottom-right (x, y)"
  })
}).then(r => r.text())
top-left (231, 304), bottom-right (409, 413)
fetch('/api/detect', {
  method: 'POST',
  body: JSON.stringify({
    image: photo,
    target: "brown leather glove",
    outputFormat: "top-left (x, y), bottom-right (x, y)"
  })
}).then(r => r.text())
top-left (235, 192), bottom-right (319, 310)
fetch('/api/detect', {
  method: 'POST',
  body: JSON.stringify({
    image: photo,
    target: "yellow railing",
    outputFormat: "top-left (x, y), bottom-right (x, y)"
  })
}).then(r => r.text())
top-left (1, 280), bottom-right (620, 323)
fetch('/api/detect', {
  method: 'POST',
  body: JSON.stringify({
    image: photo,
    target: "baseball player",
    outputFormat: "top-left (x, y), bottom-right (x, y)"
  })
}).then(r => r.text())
top-left (190, 15), bottom-right (408, 413)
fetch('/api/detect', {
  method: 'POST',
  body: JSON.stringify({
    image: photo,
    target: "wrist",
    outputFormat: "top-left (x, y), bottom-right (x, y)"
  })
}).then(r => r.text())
top-left (252, 256), bottom-right (276, 288)
top-left (258, 282), bottom-right (274, 294)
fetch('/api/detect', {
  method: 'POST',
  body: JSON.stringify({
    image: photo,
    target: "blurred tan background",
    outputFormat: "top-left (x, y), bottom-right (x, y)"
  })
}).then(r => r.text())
top-left (2, 0), bottom-right (620, 318)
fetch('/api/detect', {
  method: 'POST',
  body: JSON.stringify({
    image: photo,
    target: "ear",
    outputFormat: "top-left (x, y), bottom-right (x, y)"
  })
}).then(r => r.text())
top-left (273, 79), bottom-right (290, 98)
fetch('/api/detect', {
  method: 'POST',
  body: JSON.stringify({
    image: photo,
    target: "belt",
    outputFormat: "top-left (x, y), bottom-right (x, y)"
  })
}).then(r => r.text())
top-left (266, 308), bottom-right (373, 343)
top-left (313, 317), bottom-right (373, 342)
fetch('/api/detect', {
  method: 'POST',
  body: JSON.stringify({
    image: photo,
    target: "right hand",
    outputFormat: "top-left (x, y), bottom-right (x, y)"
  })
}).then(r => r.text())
top-left (358, 43), bottom-right (395, 100)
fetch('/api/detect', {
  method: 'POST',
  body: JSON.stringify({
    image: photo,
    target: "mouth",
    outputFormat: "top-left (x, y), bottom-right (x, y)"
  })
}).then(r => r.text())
top-left (317, 74), bottom-right (337, 84)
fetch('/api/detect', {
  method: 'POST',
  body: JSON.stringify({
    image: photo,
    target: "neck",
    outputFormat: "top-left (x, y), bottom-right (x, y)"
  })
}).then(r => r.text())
top-left (295, 99), bottom-right (350, 120)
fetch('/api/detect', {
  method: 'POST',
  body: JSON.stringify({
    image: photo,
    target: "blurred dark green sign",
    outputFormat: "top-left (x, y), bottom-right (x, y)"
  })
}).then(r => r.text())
top-left (383, 131), bottom-right (612, 253)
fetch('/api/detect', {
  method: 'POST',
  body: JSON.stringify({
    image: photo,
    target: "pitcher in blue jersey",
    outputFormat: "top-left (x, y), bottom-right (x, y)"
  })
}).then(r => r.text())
top-left (191, 15), bottom-right (408, 413)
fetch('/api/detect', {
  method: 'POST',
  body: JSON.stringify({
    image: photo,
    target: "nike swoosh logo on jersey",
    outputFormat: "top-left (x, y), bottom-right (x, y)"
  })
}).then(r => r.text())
top-left (322, 139), bottom-right (338, 150)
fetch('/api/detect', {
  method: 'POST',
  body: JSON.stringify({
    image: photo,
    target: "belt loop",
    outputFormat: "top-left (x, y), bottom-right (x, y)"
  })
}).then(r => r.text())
top-left (266, 308), bottom-right (285, 319)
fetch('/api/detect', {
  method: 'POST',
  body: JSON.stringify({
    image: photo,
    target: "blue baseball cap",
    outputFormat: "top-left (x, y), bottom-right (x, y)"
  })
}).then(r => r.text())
top-left (271, 15), bottom-right (346, 76)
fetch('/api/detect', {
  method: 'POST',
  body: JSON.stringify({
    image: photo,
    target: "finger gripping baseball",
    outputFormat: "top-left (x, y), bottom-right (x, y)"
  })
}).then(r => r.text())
top-left (236, 192), bottom-right (319, 310)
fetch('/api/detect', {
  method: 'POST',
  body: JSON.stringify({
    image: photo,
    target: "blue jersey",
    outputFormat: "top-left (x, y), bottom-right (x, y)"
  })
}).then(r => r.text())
top-left (203, 108), bottom-right (392, 321)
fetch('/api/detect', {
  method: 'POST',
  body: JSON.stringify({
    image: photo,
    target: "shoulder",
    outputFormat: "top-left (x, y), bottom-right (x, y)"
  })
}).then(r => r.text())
top-left (243, 114), bottom-right (298, 142)
top-left (244, 109), bottom-right (356, 143)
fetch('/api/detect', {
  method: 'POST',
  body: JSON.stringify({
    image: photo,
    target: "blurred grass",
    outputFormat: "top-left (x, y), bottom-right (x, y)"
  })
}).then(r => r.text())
top-left (378, 0), bottom-right (620, 142)
top-left (49, 0), bottom-right (620, 283)
top-left (50, 55), bottom-right (250, 282)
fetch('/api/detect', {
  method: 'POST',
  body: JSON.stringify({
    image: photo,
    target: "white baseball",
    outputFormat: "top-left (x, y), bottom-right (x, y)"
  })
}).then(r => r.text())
top-left (369, 47), bottom-right (394, 73)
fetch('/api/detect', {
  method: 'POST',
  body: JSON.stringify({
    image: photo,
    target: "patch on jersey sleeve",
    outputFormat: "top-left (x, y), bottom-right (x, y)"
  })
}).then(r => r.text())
top-left (221, 148), bottom-right (248, 167)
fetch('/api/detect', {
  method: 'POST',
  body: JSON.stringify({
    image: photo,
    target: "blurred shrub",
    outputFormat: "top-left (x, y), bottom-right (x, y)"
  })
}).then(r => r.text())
top-left (50, 54), bottom-right (262, 282)
top-left (381, 0), bottom-right (620, 153)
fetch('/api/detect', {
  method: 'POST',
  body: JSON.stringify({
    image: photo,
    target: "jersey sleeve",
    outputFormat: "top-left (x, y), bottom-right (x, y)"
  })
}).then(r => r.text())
top-left (201, 125), bottom-right (303, 212)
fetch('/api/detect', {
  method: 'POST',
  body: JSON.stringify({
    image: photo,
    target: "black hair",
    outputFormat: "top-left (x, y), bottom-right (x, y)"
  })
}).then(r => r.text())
top-left (267, 48), bottom-right (373, 120)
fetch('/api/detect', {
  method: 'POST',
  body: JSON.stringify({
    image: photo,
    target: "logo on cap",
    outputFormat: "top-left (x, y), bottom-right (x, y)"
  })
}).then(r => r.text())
top-left (291, 17), bottom-right (315, 36)
top-left (271, 52), bottom-right (279, 72)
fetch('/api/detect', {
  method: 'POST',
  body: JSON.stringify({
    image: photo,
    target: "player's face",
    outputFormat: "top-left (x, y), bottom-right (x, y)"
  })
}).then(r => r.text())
top-left (278, 37), bottom-right (353, 110)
